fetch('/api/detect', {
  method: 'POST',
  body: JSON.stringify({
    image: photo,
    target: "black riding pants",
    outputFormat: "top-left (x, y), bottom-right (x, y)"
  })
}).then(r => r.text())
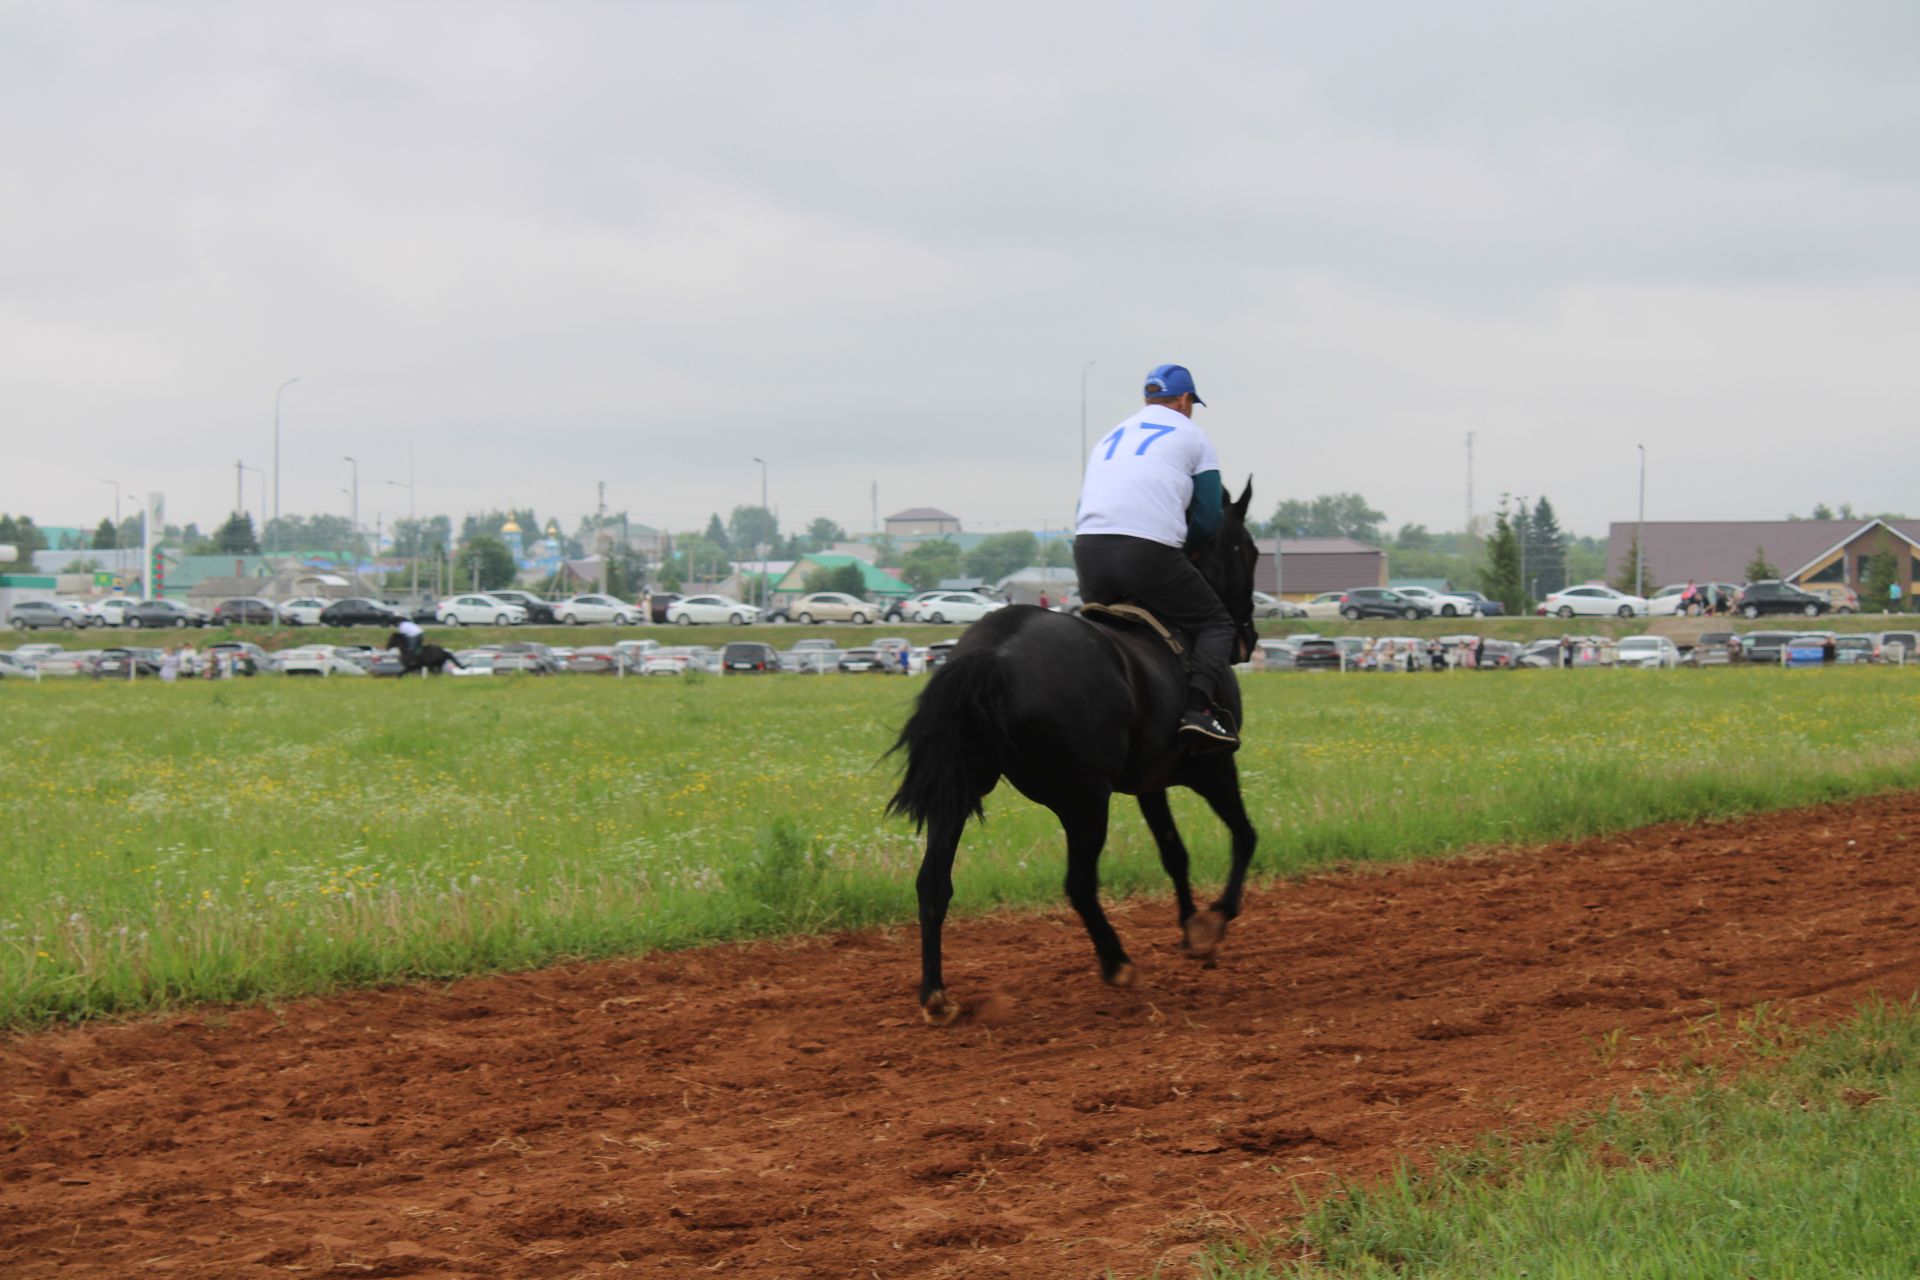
top-left (1074, 533), bottom-right (1234, 705)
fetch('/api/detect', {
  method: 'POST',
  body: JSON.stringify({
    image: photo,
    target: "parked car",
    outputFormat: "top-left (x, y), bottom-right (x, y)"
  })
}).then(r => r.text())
top-left (277, 596), bottom-right (331, 626)
top-left (665, 594), bottom-right (759, 626)
top-left (924, 639), bottom-right (958, 669)
top-left (1300, 591), bottom-right (1348, 620)
top-left (279, 644), bottom-right (368, 676)
top-left (837, 646), bottom-right (893, 672)
top-left (1878, 631), bottom-right (1919, 662)
top-left (643, 592), bottom-right (683, 624)
top-left (639, 645), bottom-right (713, 675)
top-left (1689, 631), bottom-right (1741, 666)
top-left (1475, 639), bottom-right (1524, 669)
top-left (486, 641), bottom-right (561, 673)
top-left (563, 646), bottom-right (628, 674)
top-left (94, 646), bottom-right (163, 677)
top-left (911, 592), bottom-right (1003, 624)
top-left (721, 641), bottom-right (782, 672)
top-left (32, 649), bottom-right (99, 677)
top-left (90, 596), bottom-right (144, 626)
top-left (212, 597), bottom-right (278, 626)
top-left (1339, 588), bottom-right (1432, 621)
top-left (782, 638), bottom-right (842, 672)
top-left (1253, 637), bottom-right (1299, 669)
top-left (790, 592), bottom-right (874, 624)
top-left (1740, 631), bottom-right (1800, 665)
top-left (123, 599), bottom-right (213, 629)
top-left (1291, 637), bottom-right (1345, 670)
top-left (555, 594), bottom-right (639, 625)
top-left (449, 650), bottom-right (497, 676)
top-left (1537, 585), bottom-right (1648, 618)
top-left (8, 599), bottom-right (92, 630)
top-left (1735, 580), bottom-right (1830, 619)
top-left (1615, 635), bottom-right (1681, 669)
top-left (318, 597), bottom-right (404, 627)
top-left (1834, 635), bottom-right (1879, 665)
top-left (1452, 590), bottom-right (1504, 618)
top-left (436, 594), bottom-right (527, 627)
top-left (1392, 586), bottom-right (1480, 618)
top-left (884, 591), bottom-right (947, 622)
top-left (1801, 584), bottom-right (1860, 615)
top-left (486, 590), bottom-right (559, 625)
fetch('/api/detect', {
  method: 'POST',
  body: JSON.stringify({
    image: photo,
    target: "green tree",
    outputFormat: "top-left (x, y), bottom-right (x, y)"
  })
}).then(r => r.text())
top-left (830, 563), bottom-right (866, 596)
top-left (964, 530), bottom-right (1039, 583)
top-left (1861, 532), bottom-right (1900, 612)
top-left (392, 515), bottom-right (453, 558)
top-left (214, 512), bottom-right (261, 554)
top-left (900, 539), bottom-right (963, 590)
top-left (1811, 502), bottom-right (1836, 521)
top-left (91, 517), bottom-right (118, 549)
top-left (1527, 497), bottom-right (1569, 596)
top-left (728, 505), bottom-right (778, 553)
top-left (603, 545), bottom-right (651, 600)
top-left (804, 518), bottom-right (845, 551)
top-left (1744, 545), bottom-right (1779, 582)
top-left (1393, 522), bottom-right (1433, 551)
top-left (1260, 493), bottom-right (1386, 543)
top-left (1479, 509), bottom-right (1525, 614)
top-left (1613, 533), bottom-right (1655, 594)
top-left (703, 513), bottom-right (730, 553)
top-left (0, 514), bottom-right (44, 571)
top-left (1040, 539), bottom-right (1075, 569)
top-left (455, 534), bottom-right (517, 591)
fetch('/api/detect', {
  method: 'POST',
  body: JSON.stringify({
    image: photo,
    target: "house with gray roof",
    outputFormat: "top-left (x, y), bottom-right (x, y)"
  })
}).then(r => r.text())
top-left (1606, 519), bottom-right (1920, 592)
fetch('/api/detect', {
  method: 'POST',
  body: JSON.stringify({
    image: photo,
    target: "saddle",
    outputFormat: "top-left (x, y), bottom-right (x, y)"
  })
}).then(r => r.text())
top-left (1080, 601), bottom-right (1184, 656)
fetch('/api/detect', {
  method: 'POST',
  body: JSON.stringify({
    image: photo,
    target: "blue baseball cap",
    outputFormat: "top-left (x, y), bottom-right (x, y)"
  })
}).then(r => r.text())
top-left (1144, 363), bottom-right (1205, 406)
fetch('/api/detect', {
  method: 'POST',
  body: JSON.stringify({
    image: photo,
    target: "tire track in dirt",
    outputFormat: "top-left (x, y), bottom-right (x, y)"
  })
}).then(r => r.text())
top-left (4, 792), bottom-right (1920, 1278)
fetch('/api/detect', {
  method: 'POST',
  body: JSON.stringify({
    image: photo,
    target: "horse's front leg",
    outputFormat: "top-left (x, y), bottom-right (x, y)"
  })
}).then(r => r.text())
top-left (1137, 789), bottom-right (1199, 943)
top-left (1054, 794), bottom-right (1132, 986)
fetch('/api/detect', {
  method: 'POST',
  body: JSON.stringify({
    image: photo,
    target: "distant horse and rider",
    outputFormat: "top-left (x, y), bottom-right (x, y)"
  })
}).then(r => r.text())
top-left (888, 481), bottom-right (1261, 1024)
top-left (384, 630), bottom-right (466, 676)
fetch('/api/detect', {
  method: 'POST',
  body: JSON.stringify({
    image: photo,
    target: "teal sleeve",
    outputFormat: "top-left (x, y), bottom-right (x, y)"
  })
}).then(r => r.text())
top-left (1186, 469), bottom-right (1224, 542)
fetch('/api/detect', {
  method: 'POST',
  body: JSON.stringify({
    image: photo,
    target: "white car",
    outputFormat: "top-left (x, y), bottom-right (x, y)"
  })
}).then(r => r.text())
top-left (1300, 591), bottom-right (1348, 620)
top-left (449, 650), bottom-right (496, 676)
top-left (278, 644), bottom-right (368, 676)
top-left (1615, 635), bottom-right (1681, 668)
top-left (278, 596), bottom-right (332, 626)
top-left (1392, 586), bottom-right (1480, 618)
top-left (909, 591), bottom-right (1003, 624)
top-left (664, 594), bottom-right (759, 626)
top-left (1646, 582), bottom-right (1738, 618)
top-left (640, 645), bottom-right (714, 675)
top-left (437, 594), bottom-right (529, 627)
top-left (555, 594), bottom-right (639, 625)
top-left (92, 596), bottom-right (144, 626)
top-left (1538, 585), bottom-right (1648, 619)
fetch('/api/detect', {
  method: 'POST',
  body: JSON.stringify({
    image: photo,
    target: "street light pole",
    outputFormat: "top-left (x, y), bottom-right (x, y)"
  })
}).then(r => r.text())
top-left (272, 377), bottom-right (301, 551)
top-left (753, 456), bottom-right (768, 612)
top-left (1079, 360), bottom-right (1097, 480)
top-left (1635, 444), bottom-right (1646, 598)
top-left (1514, 494), bottom-right (1530, 610)
top-left (343, 456), bottom-right (359, 565)
top-left (387, 473), bottom-right (417, 602)
top-left (102, 479), bottom-right (121, 549)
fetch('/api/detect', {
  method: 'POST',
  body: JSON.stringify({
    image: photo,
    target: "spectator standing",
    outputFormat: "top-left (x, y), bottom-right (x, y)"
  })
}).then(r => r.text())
top-left (1038, 591), bottom-right (1050, 611)
top-left (159, 645), bottom-right (179, 683)
top-left (640, 588), bottom-right (652, 624)
top-left (1891, 580), bottom-right (1905, 614)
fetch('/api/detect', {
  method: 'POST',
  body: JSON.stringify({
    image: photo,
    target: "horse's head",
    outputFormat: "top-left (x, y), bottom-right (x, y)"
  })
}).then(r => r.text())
top-left (1194, 480), bottom-right (1260, 664)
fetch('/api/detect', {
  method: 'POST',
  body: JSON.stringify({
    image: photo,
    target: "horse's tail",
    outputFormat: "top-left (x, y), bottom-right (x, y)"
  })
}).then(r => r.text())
top-left (444, 648), bottom-right (465, 669)
top-left (885, 648), bottom-right (1011, 834)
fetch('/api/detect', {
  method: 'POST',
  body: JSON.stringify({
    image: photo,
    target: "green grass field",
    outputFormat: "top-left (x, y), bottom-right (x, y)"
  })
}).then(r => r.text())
top-left (1200, 997), bottom-right (1920, 1278)
top-left (5, 665), bottom-right (1920, 1026)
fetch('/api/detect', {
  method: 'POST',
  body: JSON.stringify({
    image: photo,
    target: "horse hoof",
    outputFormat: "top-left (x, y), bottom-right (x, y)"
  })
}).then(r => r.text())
top-left (921, 992), bottom-right (962, 1026)
top-left (1105, 961), bottom-right (1137, 989)
top-left (1184, 910), bottom-right (1227, 959)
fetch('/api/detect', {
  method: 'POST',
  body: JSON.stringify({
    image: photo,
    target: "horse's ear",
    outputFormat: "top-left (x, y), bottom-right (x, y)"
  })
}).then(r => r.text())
top-left (1232, 479), bottom-right (1253, 519)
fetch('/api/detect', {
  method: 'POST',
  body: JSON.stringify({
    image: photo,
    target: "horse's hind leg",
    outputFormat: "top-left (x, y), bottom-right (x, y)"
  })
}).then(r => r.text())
top-left (1183, 756), bottom-right (1258, 958)
top-left (1138, 789), bottom-right (1199, 942)
top-left (915, 816), bottom-right (964, 1025)
top-left (1054, 795), bottom-right (1133, 987)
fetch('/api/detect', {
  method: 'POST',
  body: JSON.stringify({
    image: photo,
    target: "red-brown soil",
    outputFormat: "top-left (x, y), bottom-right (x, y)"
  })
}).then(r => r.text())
top-left (6, 793), bottom-right (1920, 1278)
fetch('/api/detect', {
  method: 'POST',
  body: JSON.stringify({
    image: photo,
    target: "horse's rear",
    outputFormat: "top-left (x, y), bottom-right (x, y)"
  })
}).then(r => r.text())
top-left (887, 604), bottom-right (1256, 1024)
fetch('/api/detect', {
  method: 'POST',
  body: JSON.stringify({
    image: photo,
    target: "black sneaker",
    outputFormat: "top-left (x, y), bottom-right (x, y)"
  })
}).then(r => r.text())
top-left (1178, 706), bottom-right (1239, 753)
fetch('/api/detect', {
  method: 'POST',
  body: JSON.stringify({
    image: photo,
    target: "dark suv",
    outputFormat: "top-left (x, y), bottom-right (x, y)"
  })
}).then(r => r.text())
top-left (488, 590), bottom-right (558, 625)
top-left (213, 598), bottom-right (278, 626)
top-left (1735, 581), bottom-right (1828, 619)
top-left (721, 641), bottom-right (782, 673)
top-left (1339, 588), bottom-right (1433, 621)
top-left (318, 597), bottom-right (404, 627)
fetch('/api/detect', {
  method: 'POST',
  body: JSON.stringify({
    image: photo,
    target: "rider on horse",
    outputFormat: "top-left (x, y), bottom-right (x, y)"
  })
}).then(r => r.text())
top-left (395, 616), bottom-right (425, 663)
top-left (1074, 363), bottom-right (1238, 752)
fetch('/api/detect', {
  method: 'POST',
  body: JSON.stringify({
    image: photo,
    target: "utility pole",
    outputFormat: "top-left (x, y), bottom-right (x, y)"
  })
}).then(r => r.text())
top-left (103, 480), bottom-right (121, 549)
top-left (1464, 431), bottom-right (1475, 532)
top-left (272, 377), bottom-right (300, 551)
top-left (1635, 444), bottom-right (1646, 598)
top-left (754, 457), bottom-right (769, 612)
top-left (597, 480), bottom-right (608, 594)
top-left (234, 459), bottom-right (245, 516)
top-left (1514, 494), bottom-right (1530, 609)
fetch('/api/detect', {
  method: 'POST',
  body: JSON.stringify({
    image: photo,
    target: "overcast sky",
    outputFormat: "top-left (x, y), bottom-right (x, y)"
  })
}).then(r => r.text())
top-left (4, 1), bottom-right (1917, 544)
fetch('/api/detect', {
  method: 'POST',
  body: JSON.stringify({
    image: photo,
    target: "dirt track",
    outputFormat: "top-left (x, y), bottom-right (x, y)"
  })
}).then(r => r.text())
top-left (5, 792), bottom-right (1920, 1278)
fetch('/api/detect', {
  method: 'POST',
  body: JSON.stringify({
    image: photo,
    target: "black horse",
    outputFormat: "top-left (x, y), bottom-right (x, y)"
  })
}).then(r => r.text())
top-left (887, 483), bottom-right (1261, 1024)
top-left (384, 632), bottom-right (466, 676)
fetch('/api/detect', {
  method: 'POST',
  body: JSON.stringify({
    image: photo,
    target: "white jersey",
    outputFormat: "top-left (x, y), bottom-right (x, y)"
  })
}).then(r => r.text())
top-left (397, 618), bottom-right (423, 638)
top-left (1074, 404), bottom-right (1221, 547)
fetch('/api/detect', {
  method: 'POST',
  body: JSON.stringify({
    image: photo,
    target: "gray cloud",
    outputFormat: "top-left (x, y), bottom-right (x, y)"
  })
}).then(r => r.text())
top-left (3, 0), bottom-right (1917, 544)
